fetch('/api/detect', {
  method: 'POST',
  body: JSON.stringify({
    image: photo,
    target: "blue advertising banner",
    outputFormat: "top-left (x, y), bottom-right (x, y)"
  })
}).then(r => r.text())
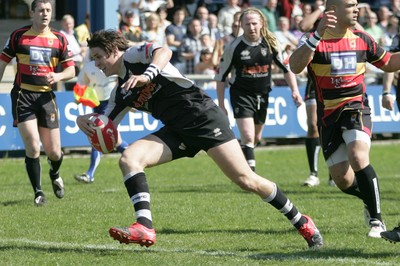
top-left (0, 86), bottom-right (399, 151)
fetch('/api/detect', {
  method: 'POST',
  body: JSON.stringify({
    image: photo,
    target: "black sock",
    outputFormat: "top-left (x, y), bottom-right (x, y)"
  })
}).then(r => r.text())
top-left (263, 184), bottom-right (306, 229)
top-left (47, 152), bottom-right (63, 180)
top-left (355, 165), bottom-right (382, 221)
top-left (341, 178), bottom-right (363, 200)
top-left (25, 156), bottom-right (42, 194)
top-left (124, 172), bottom-right (152, 228)
top-left (241, 144), bottom-right (255, 171)
top-left (305, 138), bottom-right (320, 175)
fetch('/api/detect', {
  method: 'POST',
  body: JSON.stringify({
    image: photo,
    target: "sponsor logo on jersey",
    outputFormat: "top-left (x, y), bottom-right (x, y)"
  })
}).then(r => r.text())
top-left (30, 46), bottom-right (52, 65)
top-left (330, 52), bottom-right (357, 75)
top-left (240, 50), bottom-right (251, 60)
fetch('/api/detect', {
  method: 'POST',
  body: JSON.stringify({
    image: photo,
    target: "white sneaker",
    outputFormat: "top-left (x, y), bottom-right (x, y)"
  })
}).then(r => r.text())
top-left (303, 174), bottom-right (320, 187)
top-left (368, 219), bottom-right (386, 238)
top-left (74, 173), bottom-right (94, 184)
top-left (52, 177), bottom-right (65, 199)
top-left (34, 195), bottom-right (46, 206)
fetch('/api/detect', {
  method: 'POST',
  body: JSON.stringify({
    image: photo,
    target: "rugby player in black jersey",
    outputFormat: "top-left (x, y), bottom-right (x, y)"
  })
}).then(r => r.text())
top-left (76, 29), bottom-right (323, 249)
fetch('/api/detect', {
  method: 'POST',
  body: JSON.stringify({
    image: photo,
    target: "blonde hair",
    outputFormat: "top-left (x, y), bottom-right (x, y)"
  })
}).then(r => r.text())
top-left (239, 7), bottom-right (278, 53)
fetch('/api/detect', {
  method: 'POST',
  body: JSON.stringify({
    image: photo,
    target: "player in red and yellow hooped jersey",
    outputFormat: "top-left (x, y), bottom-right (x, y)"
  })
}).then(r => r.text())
top-left (290, 0), bottom-right (400, 238)
top-left (0, 0), bottom-right (75, 206)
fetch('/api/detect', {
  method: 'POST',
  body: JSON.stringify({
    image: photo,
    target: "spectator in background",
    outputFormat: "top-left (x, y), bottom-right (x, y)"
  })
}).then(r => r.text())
top-left (382, 15), bottom-right (399, 50)
top-left (377, 6), bottom-right (392, 32)
top-left (200, 33), bottom-right (214, 51)
top-left (217, 0), bottom-right (241, 36)
top-left (274, 16), bottom-right (298, 62)
top-left (60, 14), bottom-right (85, 75)
top-left (290, 14), bottom-right (305, 40)
top-left (280, 0), bottom-right (303, 20)
top-left (195, 6), bottom-right (210, 35)
top-left (392, 0), bottom-right (400, 18)
top-left (141, 12), bottom-right (166, 46)
top-left (261, 0), bottom-right (278, 32)
top-left (156, 5), bottom-right (171, 32)
top-left (165, 7), bottom-right (186, 73)
top-left (119, 10), bottom-right (144, 46)
top-left (364, 11), bottom-right (384, 46)
top-left (208, 13), bottom-right (224, 41)
top-left (138, 0), bottom-right (174, 29)
top-left (223, 11), bottom-right (243, 45)
top-left (195, 48), bottom-right (218, 90)
top-left (180, 18), bottom-right (203, 74)
top-left (119, 0), bottom-right (141, 27)
top-left (74, 13), bottom-right (91, 47)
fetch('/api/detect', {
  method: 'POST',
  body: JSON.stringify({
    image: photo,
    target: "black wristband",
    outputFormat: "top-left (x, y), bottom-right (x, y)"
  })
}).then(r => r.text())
top-left (382, 92), bottom-right (390, 96)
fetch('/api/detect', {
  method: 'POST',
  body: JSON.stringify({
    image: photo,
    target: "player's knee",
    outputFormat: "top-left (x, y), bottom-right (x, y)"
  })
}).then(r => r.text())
top-left (234, 175), bottom-right (257, 192)
top-left (119, 152), bottom-right (142, 172)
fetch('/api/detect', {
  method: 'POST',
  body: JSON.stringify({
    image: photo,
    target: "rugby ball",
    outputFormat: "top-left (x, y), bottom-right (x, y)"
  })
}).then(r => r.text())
top-left (88, 114), bottom-right (118, 153)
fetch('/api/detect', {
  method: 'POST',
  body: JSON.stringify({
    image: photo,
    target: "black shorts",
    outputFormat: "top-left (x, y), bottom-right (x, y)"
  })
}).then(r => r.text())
top-left (304, 78), bottom-right (316, 101)
top-left (152, 106), bottom-right (236, 159)
top-left (230, 89), bottom-right (269, 124)
top-left (319, 110), bottom-right (372, 159)
top-left (11, 86), bottom-right (59, 128)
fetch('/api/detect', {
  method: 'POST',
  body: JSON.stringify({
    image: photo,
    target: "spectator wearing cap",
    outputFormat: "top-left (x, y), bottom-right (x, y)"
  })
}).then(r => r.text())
top-left (119, 10), bottom-right (144, 46)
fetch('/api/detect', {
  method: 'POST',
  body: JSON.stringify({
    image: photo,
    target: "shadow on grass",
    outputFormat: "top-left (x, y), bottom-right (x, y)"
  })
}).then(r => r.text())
top-left (1, 200), bottom-right (26, 206)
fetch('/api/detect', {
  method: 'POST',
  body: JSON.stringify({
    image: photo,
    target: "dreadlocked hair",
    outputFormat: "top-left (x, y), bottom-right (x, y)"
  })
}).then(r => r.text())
top-left (239, 7), bottom-right (278, 54)
top-left (87, 30), bottom-right (130, 57)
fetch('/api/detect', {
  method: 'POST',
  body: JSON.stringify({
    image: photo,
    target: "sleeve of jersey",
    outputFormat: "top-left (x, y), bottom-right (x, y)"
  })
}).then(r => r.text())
top-left (214, 42), bottom-right (234, 82)
top-left (366, 35), bottom-right (391, 68)
top-left (0, 37), bottom-right (15, 63)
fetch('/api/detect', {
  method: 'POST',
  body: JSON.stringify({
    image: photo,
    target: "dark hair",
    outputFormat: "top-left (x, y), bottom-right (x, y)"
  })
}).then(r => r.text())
top-left (87, 30), bottom-right (130, 57)
top-left (31, 0), bottom-right (52, 11)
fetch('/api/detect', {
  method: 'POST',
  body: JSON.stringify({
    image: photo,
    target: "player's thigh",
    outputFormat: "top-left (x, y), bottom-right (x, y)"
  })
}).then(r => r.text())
top-left (207, 139), bottom-right (252, 179)
top-left (17, 119), bottom-right (41, 157)
top-left (121, 134), bottom-right (173, 170)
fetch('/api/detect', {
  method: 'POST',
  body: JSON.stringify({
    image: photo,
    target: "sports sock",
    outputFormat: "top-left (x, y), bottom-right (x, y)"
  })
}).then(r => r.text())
top-left (355, 164), bottom-right (382, 222)
top-left (124, 172), bottom-right (153, 229)
top-left (117, 140), bottom-right (128, 153)
top-left (305, 137), bottom-right (320, 175)
top-left (47, 152), bottom-right (63, 180)
top-left (87, 148), bottom-right (102, 178)
top-left (241, 144), bottom-right (256, 171)
top-left (25, 156), bottom-right (42, 194)
top-left (341, 177), bottom-right (363, 199)
top-left (263, 183), bottom-right (306, 229)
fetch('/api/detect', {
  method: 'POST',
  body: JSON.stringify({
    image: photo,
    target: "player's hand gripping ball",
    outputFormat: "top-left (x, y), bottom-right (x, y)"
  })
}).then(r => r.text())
top-left (88, 114), bottom-right (118, 153)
